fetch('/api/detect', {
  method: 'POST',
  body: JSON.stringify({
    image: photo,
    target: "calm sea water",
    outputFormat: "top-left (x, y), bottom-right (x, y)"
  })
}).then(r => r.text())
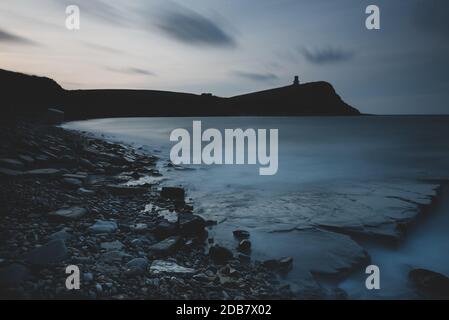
top-left (63, 116), bottom-right (449, 299)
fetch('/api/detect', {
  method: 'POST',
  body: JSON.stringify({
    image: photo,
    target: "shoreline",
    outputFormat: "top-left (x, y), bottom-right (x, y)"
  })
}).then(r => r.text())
top-left (0, 120), bottom-right (296, 299)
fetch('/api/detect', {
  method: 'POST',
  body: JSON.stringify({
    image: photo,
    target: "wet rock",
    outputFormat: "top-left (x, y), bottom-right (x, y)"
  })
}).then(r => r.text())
top-left (150, 260), bottom-right (195, 275)
top-left (63, 173), bottom-right (87, 181)
top-left (177, 213), bottom-right (206, 236)
top-left (24, 239), bottom-right (68, 266)
top-left (279, 257), bottom-right (294, 272)
top-left (233, 229), bottom-right (250, 240)
top-left (263, 257), bottom-right (293, 273)
top-left (0, 158), bottom-right (24, 170)
top-left (105, 184), bottom-right (147, 196)
top-left (46, 108), bottom-right (64, 124)
top-left (125, 258), bottom-right (148, 275)
top-left (61, 177), bottom-right (82, 189)
top-left (83, 272), bottom-right (94, 283)
top-left (209, 245), bottom-right (233, 264)
top-left (100, 240), bottom-right (124, 251)
top-left (153, 220), bottom-right (177, 239)
top-left (149, 236), bottom-right (181, 256)
top-left (238, 254), bottom-right (251, 264)
top-left (129, 223), bottom-right (148, 233)
top-left (23, 168), bottom-right (62, 177)
top-left (80, 158), bottom-right (95, 170)
top-left (0, 264), bottom-right (32, 288)
top-left (101, 250), bottom-right (131, 263)
top-left (47, 228), bottom-right (74, 241)
top-left (409, 268), bottom-right (449, 298)
top-left (238, 239), bottom-right (251, 253)
top-left (48, 207), bottom-right (88, 220)
top-left (18, 155), bottom-right (34, 165)
top-left (78, 187), bottom-right (95, 194)
top-left (0, 167), bottom-right (22, 177)
top-left (161, 187), bottom-right (185, 202)
top-left (88, 220), bottom-right (118, 234)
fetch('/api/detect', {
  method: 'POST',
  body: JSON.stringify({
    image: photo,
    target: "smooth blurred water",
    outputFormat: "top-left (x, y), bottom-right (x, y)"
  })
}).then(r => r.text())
top-left (63, 116), bottom-right (449, 299)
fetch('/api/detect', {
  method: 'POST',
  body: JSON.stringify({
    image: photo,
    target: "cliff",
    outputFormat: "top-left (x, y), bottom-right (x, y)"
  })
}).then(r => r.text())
top-left (0, 69), bottom-right (361, 120)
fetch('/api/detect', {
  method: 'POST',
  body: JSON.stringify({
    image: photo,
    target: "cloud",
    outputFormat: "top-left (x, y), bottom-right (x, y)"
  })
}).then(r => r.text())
top-left (106, 67), bottom-right (155, 76)
top-left (412, 0), bottom-right (449, 37)
top-left (84, 42), bottom-right (124, 54)
top-left (57, 0), bottom-right (129, 25)
top-left (0, 28), bottom-right (34, 45)
top-left (302, 46), bottom-right (354, 65)
top-left (233, 71), bottom-right (278, 82)
top-left (156, 6), bottom-right (236, 47)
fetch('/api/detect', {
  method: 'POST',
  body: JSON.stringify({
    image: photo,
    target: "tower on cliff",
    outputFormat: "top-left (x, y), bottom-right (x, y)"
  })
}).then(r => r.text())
top-left (293, 75), bottom-right (300, 85)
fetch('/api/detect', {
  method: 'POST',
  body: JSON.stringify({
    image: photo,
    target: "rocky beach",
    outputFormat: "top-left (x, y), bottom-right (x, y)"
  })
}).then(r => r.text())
top-left (0, 120), bottom-right (296, 300)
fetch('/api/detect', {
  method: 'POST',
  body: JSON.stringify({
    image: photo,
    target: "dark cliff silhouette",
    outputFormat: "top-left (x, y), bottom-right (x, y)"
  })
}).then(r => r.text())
top-left (1, 69), bottom-right (360, 120)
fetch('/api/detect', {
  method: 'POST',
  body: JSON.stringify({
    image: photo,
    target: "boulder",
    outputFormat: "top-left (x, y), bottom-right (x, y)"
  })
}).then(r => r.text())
top-left (409, 268), bottom-right (449, 298)
top-left (150, 260), bottom-right (195, 275)
top-left (148, 236), bottom-right (181, 256)
top-left (209, 245), bottom-right (233, 264)
top-left (0, 264), bottom-right (32, 288)
top-left (61, 177), bottom-right (83, 189)
top-left (233, 229), bottom-right (250, 240)
top-left (177, 213), bottom-right (206, 236)
top-left (47, 228), bottom-right (74, 241)
top-left (0, 167), bottom-right (22, 177)
top-left (24, 239), bottom-right (68, 266)
top-left (0, 158), bottom-right (24, 170)
top-left (100, 240), bottom-right (124, 251)
top-left (101, 250), bottom-right (131, 263)
top-left (161, 187), bottom-right (185, 202)
top-left (105, 184), bottom-right (147, 196)
top-left (88, 220), bottom-right (118, 234)
top-left (237, 239), bottom-right (251, 253)
top-left (23, 168), bottom-right (62, 177)
top-left (46, 108), bottom-right (64, 124)
top-left (153, 220), bottom-right (177, 239)
top-left (48, 207), bottom-right (88, 220)
top-left (125, 258), bottom-right (149, 275)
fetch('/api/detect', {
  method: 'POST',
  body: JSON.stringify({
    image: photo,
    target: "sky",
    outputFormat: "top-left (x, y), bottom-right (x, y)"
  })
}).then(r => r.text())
top-left (0, 0), bottom-right (448, 114)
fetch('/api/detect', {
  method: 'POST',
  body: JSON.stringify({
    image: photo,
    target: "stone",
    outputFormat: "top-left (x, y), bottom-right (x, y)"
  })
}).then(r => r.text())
top-left (161, 187), bottom-right (185, 202)
top-left (101, 250), bottom-right (131, 263)
top-left (0, 263), bottom-right (32, 287)
top-left (125, 258), bottom-right (148, 275)
top-left (46, 108), bottom-right (64, 124)
top-left (209, 245), bottom-right (233, 264)
top-left (61, 177), bottom-right (83, 189)
top-left (105, 184), bottom-right (147, 196)
top-left (24, 239), bottom-right (68, 266)
top-left (88, 220), bottom-right (118, 234)
top-left (279, 257), bottom-right (294, 272)
top-left (47, 228), bottom-right (74, 241)
top-left (233, 229), bottom-right (250, 240)
top-left (23, 168), bottom-right (62, 177)
top-left (100, 240), bottom-right (124, 251)
top-left (149, 260), bottom-right (195, 275)
top-left (83, 272), bottom-right (94, 283)
top-left (0, 158), bottom-right (24, 170)
top-left (177, 213), bottom-right (206, 236)
top-left (409, 268), bottom-right (449, 298)
top-left (129, 223), bottom-right (148, 233)
top-left (18, 155), bottom-right (34, 164)
top-left (149, 236), bottom-right (181, 256)
top-left (62, 173), bottom-right (87, 181)
top-left (48, 207), bottom-right (88, 220)
top-left (0, 167), bottom-right (22, 177)
top-left (153, 220), bottom-right (177, 239)
top-left (238, 239), bottom-right (251, 253)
